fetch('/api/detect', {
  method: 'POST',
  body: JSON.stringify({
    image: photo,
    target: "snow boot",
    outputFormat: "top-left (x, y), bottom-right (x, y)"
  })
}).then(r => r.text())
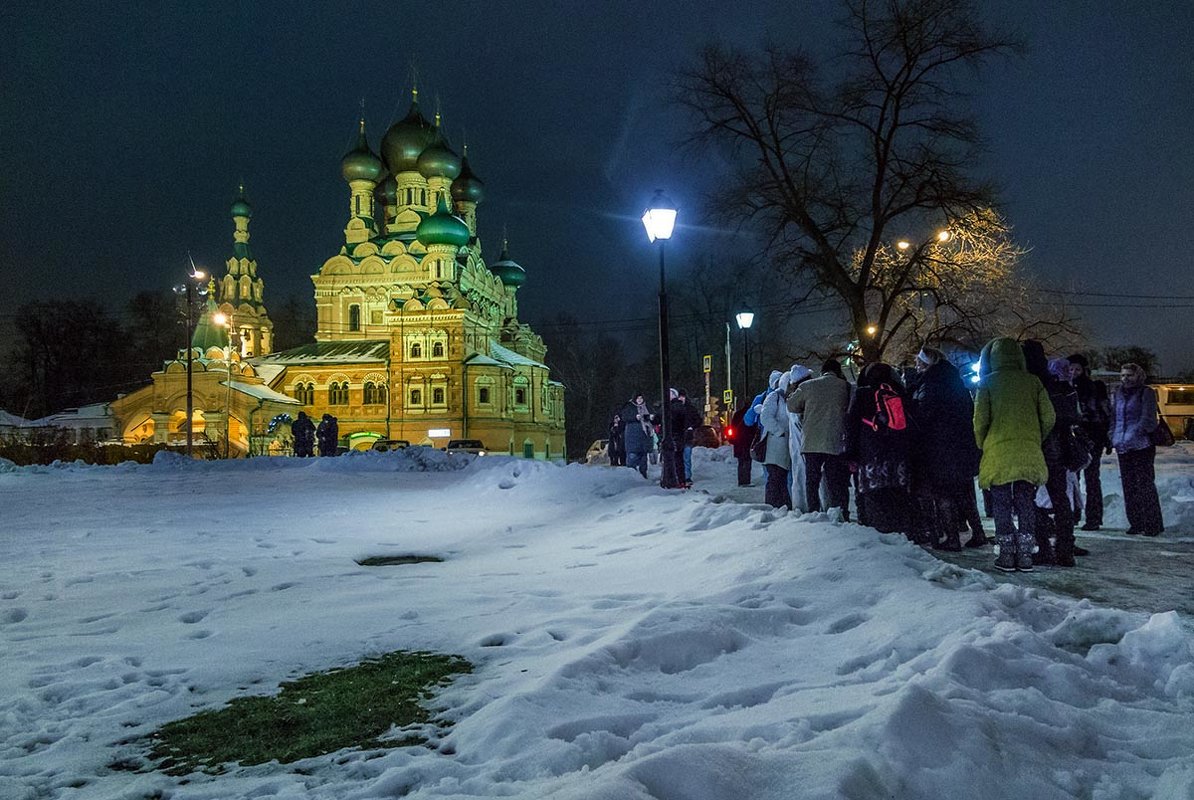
top-left (993, 539), bottom-right (1016, 572)
top-left (965, 531), bottom-right (987, 548)
top-left (1016, 533), bottom-right (1036, 572)
top-left (1054, 537), bottom-right (1075, 568)
top-left (935, 529), bottom-right (962, 552)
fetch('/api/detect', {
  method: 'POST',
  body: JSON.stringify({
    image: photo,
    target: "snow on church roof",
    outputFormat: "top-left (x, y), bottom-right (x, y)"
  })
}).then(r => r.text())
top-left (220, 381), bottom-right (301, 405)
top-left (489, 342), bottom-right (547, 369)
top-left (256, 340), bottom-right (389, 366)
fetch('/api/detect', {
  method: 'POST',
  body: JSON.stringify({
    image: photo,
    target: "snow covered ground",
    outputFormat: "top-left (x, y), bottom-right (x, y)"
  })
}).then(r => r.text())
top-left (2, 446), bottom-right (1193, 799)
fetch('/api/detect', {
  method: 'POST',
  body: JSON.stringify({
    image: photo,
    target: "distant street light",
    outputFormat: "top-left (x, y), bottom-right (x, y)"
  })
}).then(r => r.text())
top-left (896, 240), bottom-right (911, 251)
top-left (174, 261), bottom-right (207, 457)
top-left (735, 311), bottom-right (754, 404)
top-left (642, 189), bottom-right (678, 489)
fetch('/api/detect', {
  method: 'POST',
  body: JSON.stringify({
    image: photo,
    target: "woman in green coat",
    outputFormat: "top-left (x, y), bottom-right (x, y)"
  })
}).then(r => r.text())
top-left (973, 337), bottom-right (1056, 572)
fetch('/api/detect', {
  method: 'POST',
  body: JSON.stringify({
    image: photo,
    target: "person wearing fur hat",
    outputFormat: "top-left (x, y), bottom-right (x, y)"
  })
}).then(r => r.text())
top-left (784, 365), bottom-right (815, 510)
top-left (745, 370), bottom-right (784, 488)
top-left (759, 370), bottom-right (793, 509)
top-left (788, 359), bottom-right (851, 518)
top-left (1068, 353), bottom-right (1112, 530)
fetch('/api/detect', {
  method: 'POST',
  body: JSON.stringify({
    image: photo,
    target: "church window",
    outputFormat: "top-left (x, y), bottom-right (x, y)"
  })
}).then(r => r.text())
top-left (363, 382), bottom-right (386, 405)
top-left (349, 305), bottom-right (361, 332)
top-left (410, 342), bottom-right (422, 359)
top-left (478, 387), bottom-right (490, 405)
top-left (420, 189), bottom-right (427, 206)
top-left (432, 387), bottom-right (445, 405)
top-left (410, 389), bottom-right (422, 406)
top-left (328, 382), bottom-right (349, 405)
top-left (515, 387), bottom-right (527, 406)
top-left (432, 341), bottom-right (444, 358)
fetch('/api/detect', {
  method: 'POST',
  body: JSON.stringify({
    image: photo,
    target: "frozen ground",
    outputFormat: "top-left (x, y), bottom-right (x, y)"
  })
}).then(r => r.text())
top-left (1, 446), bottom-right (1193, 799)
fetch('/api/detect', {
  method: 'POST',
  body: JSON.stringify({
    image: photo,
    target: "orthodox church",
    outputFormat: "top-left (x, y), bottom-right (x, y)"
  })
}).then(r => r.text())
top-left (110, 91), bottom-right (565, 457)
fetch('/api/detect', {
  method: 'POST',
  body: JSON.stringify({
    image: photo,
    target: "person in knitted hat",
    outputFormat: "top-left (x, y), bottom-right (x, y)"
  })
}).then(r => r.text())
top-left (788, 358), bottom-right (852, 518)
top-left (1067, 353), bottom-right (1111, 531)
top-left (743, 370), bottom-right (786, 490)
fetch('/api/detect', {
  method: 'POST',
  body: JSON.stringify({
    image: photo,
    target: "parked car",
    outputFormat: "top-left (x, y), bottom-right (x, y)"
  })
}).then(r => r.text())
top-left (371, 439), bottom-right (411, 452)
top-left (585, 439), bottom-right (609, 465)
top-left (692, 425), bottom-right (722, 448)
top-left (445, 439), bottom-right (487, 455)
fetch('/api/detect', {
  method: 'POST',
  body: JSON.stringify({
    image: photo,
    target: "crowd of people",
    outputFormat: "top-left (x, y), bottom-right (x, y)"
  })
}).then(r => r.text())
top-left (609, 388), bottom-right (703, 488)
top-left (616, 338), bottom-right (1166, 573)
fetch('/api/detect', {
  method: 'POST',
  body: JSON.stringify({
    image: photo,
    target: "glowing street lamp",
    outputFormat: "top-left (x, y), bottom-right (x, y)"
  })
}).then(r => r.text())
top-left (896, 240), bottom-right (911, 251)
top-left (642, 189), bottom-right (678, 488)
top-left (174, 262), bottom-right (207, 457)
top-left (735, 311), bottom-right (754, 403)
top-left (212, 311), bottom-right (236, 458)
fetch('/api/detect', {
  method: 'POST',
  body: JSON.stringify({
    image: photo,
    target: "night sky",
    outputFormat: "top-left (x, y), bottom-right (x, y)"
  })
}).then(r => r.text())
top-left (2, 1), bottom-right (1192, 371)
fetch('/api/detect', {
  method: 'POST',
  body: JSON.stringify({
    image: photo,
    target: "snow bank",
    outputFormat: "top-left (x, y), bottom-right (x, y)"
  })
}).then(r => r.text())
top-left (0, 446), bottom-right (1191, 799)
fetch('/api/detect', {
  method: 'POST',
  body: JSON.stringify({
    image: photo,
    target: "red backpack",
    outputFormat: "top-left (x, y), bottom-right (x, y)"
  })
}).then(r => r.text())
top-left (863, 383), bottom-right (907, 433)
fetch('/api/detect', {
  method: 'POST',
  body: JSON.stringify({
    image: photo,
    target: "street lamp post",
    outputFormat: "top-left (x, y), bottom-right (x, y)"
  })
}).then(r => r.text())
top-left (213, 311), bottom-right (237, 458)
top-left (735, 311), bottom-right (755, 406)
top-left (642, 190), bottom-right (677, 488)
top-left (175, 263), bottom-right (207, 457)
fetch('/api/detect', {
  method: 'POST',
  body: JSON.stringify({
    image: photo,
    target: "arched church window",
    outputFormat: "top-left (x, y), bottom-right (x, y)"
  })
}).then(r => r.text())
top-left (410, 342), bottom-right (422, 359)
top-left (432, 341), bottom-right (444, 358)
top-left (515, 388), bottom-right (527, 406)
top-left (410, 389), bottom-right (422, 406)
top-left (432, 387), bottom-right (445, 405)
top-left (478, 387), bottom-right (490, 405)
top-left (349, 305), bottom-right (361, 332)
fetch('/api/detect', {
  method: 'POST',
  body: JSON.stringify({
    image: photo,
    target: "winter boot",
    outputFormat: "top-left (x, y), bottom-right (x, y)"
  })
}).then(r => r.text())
top-left (1054, 536), bottom-right (1075, 568)
top-left (936, 529), bottom-right (962, 552)
top-left (994, 538), bottom-right (1016, 572)
top-left (1015, 534), bottom-right (1036, 572)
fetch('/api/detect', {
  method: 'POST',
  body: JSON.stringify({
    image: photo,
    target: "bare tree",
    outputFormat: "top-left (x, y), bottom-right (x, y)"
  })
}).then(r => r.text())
top-left (676, 0), bottom-right (1020, 362)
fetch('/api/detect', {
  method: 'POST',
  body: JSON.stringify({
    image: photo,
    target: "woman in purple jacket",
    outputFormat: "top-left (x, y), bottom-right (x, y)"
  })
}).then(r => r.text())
top-left (1111, 363), bottom-right (1164, 536)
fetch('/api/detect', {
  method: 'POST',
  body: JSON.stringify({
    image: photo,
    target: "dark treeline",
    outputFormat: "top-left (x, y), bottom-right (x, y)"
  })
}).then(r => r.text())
top-left (0, 291), bottom-right (315, 419)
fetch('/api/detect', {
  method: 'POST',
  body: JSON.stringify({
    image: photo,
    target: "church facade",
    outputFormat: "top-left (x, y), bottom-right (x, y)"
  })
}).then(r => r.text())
top-left (111, 91), bottom-right (565, 458)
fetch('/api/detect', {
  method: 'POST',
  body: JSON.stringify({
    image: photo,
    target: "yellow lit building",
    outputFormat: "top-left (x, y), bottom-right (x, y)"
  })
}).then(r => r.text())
top-left (113, 91), bottom-right (565, 457)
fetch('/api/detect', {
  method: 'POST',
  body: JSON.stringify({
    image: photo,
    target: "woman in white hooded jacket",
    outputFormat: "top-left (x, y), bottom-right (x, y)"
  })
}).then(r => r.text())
top-left (759, 371), bottom-right (793, 509)
top-left (785, 365), bottom-right (813, 511)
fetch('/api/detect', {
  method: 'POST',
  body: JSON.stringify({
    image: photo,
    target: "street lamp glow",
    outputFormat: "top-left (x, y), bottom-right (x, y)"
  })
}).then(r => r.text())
top-left (641, 190), bottom-right (677, 243)
top-left (896, 240), bottom-right (911, 250)
top-left (212, 312), bottom-right (228, 326)
top-left (866, 324), bottom-right (878, 336)
top-left (735, 312), bottom-right (755, 330)
top-left (936, 230), bottom-right (951, 242)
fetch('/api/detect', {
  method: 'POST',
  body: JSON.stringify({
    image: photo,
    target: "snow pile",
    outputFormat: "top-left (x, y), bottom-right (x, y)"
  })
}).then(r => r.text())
top-left (0, 449), bottom-right (1192, 799)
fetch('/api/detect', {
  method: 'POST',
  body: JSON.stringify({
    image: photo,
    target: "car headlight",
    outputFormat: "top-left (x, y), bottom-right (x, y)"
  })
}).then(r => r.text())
top-left (478, 451), bottom-right (486, 456)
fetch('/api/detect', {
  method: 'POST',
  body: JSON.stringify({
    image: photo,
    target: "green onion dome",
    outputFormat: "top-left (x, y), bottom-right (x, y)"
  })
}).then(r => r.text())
top-left (417, 134), bottom-right (462, 180)
top-left (191, 294), bottom-right (230, 351)
top-left (490, 241), bottom-right (526, 287)
top-left (341, 118), bottom-right (384, 183)
top-left (415, 197), bottom-right (470, 247)
top-left (381, 98), bottom-right (437, 174)
top-left (230, 184), bottom-right (252, 219)
top-left (451, 154), bottom-right (485, 203)
top-left (376, 173), bottom-right (397, 206)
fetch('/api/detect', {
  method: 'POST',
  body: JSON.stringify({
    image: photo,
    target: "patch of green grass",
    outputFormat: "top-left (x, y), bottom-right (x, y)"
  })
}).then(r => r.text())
top-left (356, 555), bottom-right (444, 567)
top-left (148, 650), bottom-right (470, 775)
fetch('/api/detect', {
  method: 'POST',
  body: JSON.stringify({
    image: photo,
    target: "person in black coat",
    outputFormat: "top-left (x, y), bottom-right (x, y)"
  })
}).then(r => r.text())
top-left (845, 362), bottom-right (915, 534)
top-left (1068, 353), bottom-right (1111, 530)
top-left (1024, 341), bottom-right (1080, 566)
top-left (619, 393), bottom-right (654, 478)
top-left (672, 388), bottom-right (703, 487)
top-left (316, 413), bottom-right (339, 457)
top-left (729, 402), bottom-right (755, 486)
top-left (291, 411), bottom-right (315, 457)
top-left (910, 348), bottom-right (983, 550)
top-left (607, 414), bottom-right (626, 466)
